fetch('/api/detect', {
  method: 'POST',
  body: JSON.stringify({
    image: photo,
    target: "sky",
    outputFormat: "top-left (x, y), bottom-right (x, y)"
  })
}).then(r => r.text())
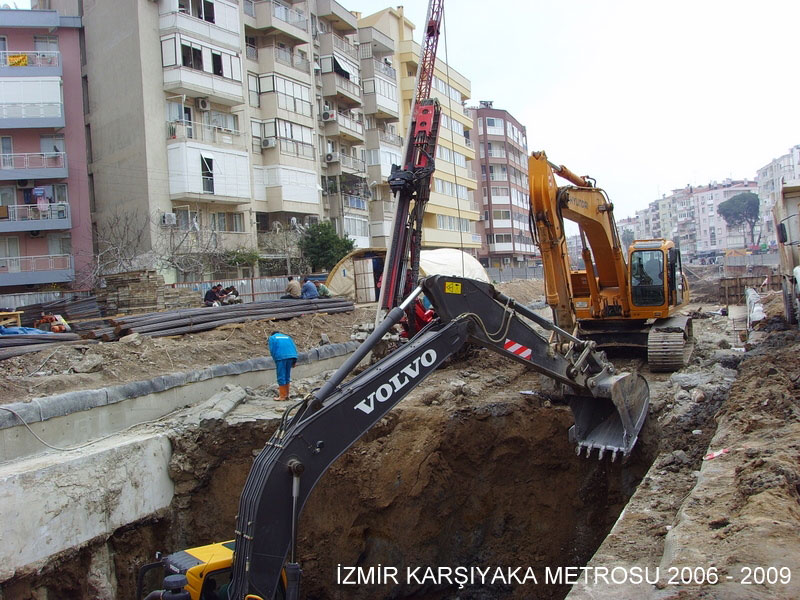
top-left (344, 0), bottom-right (800, 218)
top-left (11, 0), bottom-right (799, 219)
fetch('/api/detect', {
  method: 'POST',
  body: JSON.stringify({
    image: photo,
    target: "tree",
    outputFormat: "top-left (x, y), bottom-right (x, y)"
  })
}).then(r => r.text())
top-left (621, 228), bottom-right (636, 253)
top-left (299, 221), bottom-right (355, 271)
top-left (717, 192), bottom-right (760, 247)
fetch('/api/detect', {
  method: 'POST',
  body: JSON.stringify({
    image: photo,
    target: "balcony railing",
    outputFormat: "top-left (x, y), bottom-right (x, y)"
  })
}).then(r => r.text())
top-left (326, 152), bottom-right (365, 172)
top-left (244, 0), bottom-right (307, 30)
top-left (333, 73), bottom-right (360, 98)
top-left (166, 120), bottom-right (243, 145)
top-left (343, 193), bottom-right (367, 210)
top-left (0, 51), bottom-right (60, 67)
top-left (0, 103), bottom-right (62, 119)
top-left (372, 58), bottom-right (396, 79)
top-left (335, 112), bottom-right (363, 135)
top-left (273, 45), bottom-right (310, 72)
top-left (330, 32), bottom-right (359, 61)
top-left (1, 203), bottom-right (69, 222)
top-left (246, 44), bottom-right (258, 60)
top-left (1, 152), bottom-right (66, 170)
top-left (0, 254), bottom-right (72, 273)
top-left (377, 129), bottom-right (402, 146)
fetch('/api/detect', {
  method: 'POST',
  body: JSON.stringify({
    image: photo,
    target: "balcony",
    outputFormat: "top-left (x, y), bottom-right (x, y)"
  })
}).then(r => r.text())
top-left (319, 32), bottom-right (359, 62)
top-left (342, 193), bottom-right (368, 211)
top-left (323, 151), bottom-right (365, 176)
top-left (0, 51), bottom-right (61, 77)
top-left (0, 152), bottom-right (68, 180)
top-left (320, 72), bottom-right (361, 106)
top-left (0, 254), bottom-right (74, 286)
top-left (361, 89), bottom-right (398, 120)
top-left (358, 27), bottom-right (394, 56)
top-left (316, 0), bottom-right (358, 33)
top-left (0, 102), bottom-right (64, 129)
top-left (159, 11), bottom-right (240, 51)
top-left (163, 67), bottom-right (244, 106)
top-left (249, 45), bottom-right (311, 81)
top-left (360, 57), bottom-right (396, 81)
top-left (244, 0), bottom-right (308, 42)
top-left (166, 121), bottom-right (246, 149)
top-left (365, 128), bottom-right (402, 149)
top-left (322, 111), bottom-right (364, 143)
top-left (0, 203), bottom-right (70, 233)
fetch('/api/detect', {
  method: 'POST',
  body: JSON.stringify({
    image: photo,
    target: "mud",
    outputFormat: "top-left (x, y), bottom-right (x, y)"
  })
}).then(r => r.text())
top-left (0, 348), bottom-right (655, 600)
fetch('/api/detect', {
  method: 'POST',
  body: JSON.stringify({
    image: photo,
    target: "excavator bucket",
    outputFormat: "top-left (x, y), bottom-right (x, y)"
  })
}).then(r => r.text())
top-left (567, 372), bottom-right (649, 460)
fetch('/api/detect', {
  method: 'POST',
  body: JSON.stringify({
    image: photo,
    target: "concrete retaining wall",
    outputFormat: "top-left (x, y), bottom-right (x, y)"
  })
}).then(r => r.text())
top-left (0, 341), bottom-right (360, 582)
top-left (0, 342), bottom-right (358, 463)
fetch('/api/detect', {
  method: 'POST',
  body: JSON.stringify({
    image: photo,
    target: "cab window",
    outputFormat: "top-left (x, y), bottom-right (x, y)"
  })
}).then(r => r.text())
top-left (630, 249), bottom-right (665, 306)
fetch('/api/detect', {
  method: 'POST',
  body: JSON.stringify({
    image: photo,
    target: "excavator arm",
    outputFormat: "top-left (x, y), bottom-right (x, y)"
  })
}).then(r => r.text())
top-left (222, 276), bottom-right (648, 600)
top-left (529, 151), bottom-right (632, 327)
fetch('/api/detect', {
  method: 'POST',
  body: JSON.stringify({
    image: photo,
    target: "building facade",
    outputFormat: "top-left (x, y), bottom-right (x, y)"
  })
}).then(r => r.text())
top-left (470, 100), bottom-right (533, 268)
top-left (757, 145), bottom-right (800, 248)
top-left (0, 9), bottom-right (92, 293)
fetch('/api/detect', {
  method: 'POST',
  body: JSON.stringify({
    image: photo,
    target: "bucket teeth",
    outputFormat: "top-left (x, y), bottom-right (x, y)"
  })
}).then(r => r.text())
top-left (598, 447), bottom-right (605, 460)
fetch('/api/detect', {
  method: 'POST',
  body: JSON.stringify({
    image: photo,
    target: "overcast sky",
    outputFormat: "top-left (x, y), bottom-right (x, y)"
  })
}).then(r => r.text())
top-left (13, 0), bottom-right (799, 218)
top-left (346, 0), bottom-right (800, 218)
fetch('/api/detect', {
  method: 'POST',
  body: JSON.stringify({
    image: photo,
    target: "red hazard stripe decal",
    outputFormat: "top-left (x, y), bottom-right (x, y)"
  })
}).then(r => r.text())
top-left (504, 338), bottom-right (532, 360)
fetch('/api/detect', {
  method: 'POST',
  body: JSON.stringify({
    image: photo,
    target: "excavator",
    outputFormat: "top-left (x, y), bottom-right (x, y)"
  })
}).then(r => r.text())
top-left (138, 275), bottom-right (650, 600)
top-left (138, 2), bottom-right (656, 597)
top-left (529, 151), bottom-right (693, 372)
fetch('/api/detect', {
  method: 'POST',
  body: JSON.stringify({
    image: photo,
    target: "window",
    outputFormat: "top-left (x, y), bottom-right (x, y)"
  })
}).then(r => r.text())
top-left (176, 207), bottom-right (200, 231)
top-left (201, 155), bottom-right (214, 193)
top-left (259, 74), bottom-right (312, 116)
top-left (34, 35), bottom-right (59, 53)
top-left (0, 236), bottom-right (20, 272)
top-left (211, 212), bottom-right (244, 232)
top-left (1, 136), bottom-right (12, 169)
top-left (435, 214), bottom-right (473, 233)
top-left (248, 73), bottom-right (259, 107)
top-left (344, 216), bottom-right (369, 238)
top-left (182, 43), bottom-right (203, 70)
top-left (630, 249), bottom-right (664, 306)
top-left (0, 186), bottom-right (15, 206)
top-left (492, 210), bottom-right (511, 220)
top-left (47, 233), bottom-right (71, 256)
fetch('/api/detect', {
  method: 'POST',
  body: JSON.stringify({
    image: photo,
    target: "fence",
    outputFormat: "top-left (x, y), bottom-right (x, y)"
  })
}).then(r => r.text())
top-left (486, 266), bottom-right (544, 283)
top-left (0, 289), bottom-right (92, 311)
top-left (171, 275), bottom-right (292, 303)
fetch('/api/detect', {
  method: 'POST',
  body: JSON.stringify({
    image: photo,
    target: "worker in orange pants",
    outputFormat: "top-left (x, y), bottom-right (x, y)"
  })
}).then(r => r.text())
top-left (268, 331), bottom-right (298, 400)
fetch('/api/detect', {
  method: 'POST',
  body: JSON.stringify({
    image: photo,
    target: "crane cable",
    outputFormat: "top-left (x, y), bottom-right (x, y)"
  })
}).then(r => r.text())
top-left (441, 5), bottom-right (467, 278)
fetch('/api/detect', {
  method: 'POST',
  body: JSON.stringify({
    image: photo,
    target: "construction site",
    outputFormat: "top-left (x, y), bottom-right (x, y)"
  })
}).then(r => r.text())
top-left (1, 0), bottom-right (799, 598)
top-left (0, 265), bottom-right (798, 600)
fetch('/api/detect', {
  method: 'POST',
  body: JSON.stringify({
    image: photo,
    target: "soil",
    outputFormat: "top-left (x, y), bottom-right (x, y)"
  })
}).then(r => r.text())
top-left (4, 274), bottom-right (800, 599)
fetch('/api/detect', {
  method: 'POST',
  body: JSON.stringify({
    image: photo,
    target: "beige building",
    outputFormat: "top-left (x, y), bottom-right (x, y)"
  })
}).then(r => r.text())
top-left (37, 0), bottom-right (476, 281)
top-left (357, 7), bottom-right (480, 253)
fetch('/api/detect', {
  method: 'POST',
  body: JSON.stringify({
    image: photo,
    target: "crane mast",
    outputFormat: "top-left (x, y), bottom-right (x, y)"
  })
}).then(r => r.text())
top-left (378, 0), bottom-right (444, 333)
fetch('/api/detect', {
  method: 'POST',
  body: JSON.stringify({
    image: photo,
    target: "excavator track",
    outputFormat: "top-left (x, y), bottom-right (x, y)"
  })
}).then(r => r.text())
top-left (647, 316), bottom-right (694, 372)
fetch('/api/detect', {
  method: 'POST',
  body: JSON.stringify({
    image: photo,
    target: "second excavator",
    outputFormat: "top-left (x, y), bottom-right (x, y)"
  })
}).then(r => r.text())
top-left (529, 151), bottom-right (693, 371)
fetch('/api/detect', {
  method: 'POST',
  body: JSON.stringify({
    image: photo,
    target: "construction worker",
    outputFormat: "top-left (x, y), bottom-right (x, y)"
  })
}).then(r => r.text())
top-left (301, 277), bottom-right (319, 299)
top-left (314, 280), bottom-right (332, 298)
top-left (281, 276), bottom-right (301, 299)
top-left (268, 331), bottom-right (298, 400)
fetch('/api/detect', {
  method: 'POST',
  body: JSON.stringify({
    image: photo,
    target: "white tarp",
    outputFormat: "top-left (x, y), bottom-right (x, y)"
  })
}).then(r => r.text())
top-left (326, 248), bottom-right (489, 301)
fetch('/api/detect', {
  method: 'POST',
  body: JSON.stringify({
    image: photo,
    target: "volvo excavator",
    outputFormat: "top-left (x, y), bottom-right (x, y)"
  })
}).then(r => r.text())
top-left (529, 151), bottom-right (693, 372)
top-left (138, 275), bottom-right (650, 600)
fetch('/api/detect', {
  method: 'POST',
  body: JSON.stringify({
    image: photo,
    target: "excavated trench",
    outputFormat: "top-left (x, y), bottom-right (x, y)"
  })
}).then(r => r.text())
top-left (2, 359), bottom-right (660, 600)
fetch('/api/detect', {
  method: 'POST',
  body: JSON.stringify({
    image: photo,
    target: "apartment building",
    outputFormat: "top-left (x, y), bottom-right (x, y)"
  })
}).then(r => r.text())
top-left (757, 145), bottom-right (800, 248)
top-left (469, 100), bottom-right (532, 268)
top-left (357, 6), bottom-right (480, 254)
top-left (0, 9), bottom-right (92, 293)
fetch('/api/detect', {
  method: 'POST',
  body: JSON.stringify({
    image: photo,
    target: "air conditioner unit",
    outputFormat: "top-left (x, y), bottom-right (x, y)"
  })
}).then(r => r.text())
top-left (261, 137), bottom-right (276, 149)
top-left (195, 97), bottom-right (211, 111)
top-left (325, 153), bottom-right (339, 163)
top-left (16, 180), bottom-right (34, 189)
top-left (161, 212), bottom-right (177, 226)
top-left (321, 110), bottom-right (337, 122)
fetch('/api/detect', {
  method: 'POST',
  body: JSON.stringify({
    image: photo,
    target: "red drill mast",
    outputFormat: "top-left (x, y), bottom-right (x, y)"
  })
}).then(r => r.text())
top-left (378, 0), bottom-right (444, 333)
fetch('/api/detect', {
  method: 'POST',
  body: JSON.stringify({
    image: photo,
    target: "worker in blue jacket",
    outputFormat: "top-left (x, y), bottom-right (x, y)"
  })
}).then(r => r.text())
top-left (268, 331), bottom-right (298, 400)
